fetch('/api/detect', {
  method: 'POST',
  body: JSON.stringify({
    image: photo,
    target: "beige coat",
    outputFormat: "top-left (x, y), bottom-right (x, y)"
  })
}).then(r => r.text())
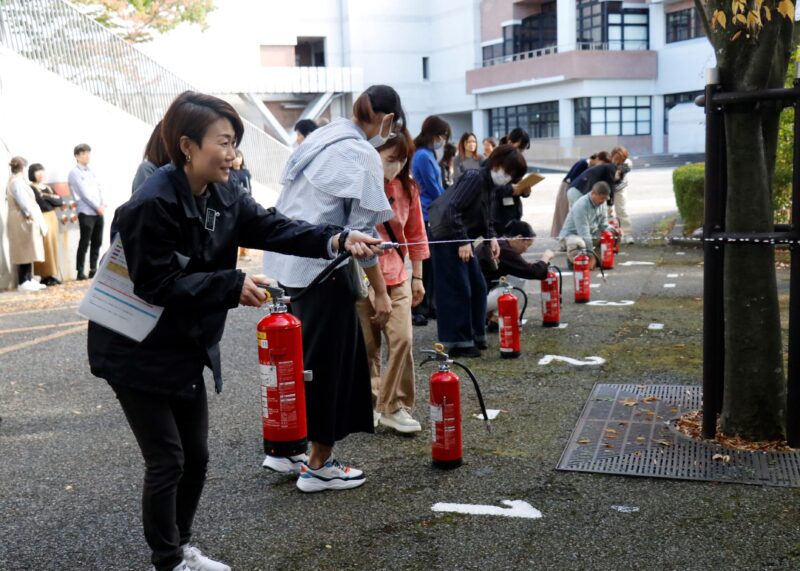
top-left (6, 174), bottom-right (45, 265)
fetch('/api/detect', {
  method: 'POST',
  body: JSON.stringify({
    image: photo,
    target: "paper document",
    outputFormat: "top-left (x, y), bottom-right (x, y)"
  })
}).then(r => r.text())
top-left (78, 236), bottom-right (163, 341)
top-left (515, 172), bottom-right (545, 193)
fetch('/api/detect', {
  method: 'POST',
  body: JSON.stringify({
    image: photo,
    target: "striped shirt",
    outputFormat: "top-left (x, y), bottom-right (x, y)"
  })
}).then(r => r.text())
top-left (262, 118), bottom-right (393, 287)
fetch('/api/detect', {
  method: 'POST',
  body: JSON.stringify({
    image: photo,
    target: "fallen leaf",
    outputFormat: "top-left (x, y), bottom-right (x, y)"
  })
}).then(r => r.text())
top-left (635, 436), bottom-right (646, 443)
top-left (605, 428), bottom-right (620, 438)
top-left (642, 396), bottom-right (659, 402)
top-left (653, 439), bottom-right (672, 447)
top-left (577, 437), bottom-right (591, 444)
top-left (620, 398), bottom-right (638, 407)
top-left (64, 485), bottom-right (73, 492)
top-left (712, 453), bottom-right (731, 463)
top-left (604, 443), bottom-right (616, 449)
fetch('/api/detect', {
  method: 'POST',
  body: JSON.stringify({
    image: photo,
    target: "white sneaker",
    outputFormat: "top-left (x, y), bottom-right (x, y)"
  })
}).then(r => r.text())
top-left (373, 410), bottom-right (381, 428)
top-left (262, 453), bottom-right (308, 474)
top-left (623, 236), bottom-right (634, 245)
top-left (17, 280), bottom-right (42, 292)
top-left (182, 545), bottom-right (231, 571)
top-left (379, 408), bottom-right (422, 434)
top-left (296, 458), bottom-right (366, 493)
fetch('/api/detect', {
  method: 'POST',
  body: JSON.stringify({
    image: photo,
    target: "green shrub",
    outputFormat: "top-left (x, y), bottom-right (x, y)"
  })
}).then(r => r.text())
top-left (673, 162), bottom-right (705, 234)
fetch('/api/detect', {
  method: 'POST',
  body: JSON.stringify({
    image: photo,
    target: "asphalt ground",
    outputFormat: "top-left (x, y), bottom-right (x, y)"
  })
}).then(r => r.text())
top-left (2, 172), bottom-right (799, 570)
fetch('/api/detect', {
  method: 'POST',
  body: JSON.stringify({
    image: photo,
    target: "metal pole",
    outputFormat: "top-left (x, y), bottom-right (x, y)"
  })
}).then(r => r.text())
top-left (702, 67), bottom-right (725, 439)
top-left (786, 64), bottom-right (800, 446)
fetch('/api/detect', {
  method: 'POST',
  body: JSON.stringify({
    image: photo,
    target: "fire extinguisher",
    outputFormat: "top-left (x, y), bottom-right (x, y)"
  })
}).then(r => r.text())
top-left (541, 265), bottom-right (562, 327)
top-left (600, 231), bottom-right (615, 270)
top-left (420, 344), bottom-right (491, 469)
top-left (497, 279), bottom-right (527, 359)
top-left (573, 250), bottom-right (604, 303)
top-left (608, 218), bottom-right (621, 253)
top-left (257, 296), bottom-right (310, 457)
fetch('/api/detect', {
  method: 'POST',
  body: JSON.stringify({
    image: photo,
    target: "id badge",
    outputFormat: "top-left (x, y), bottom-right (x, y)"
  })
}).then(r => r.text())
top-left (205, 208), bottom-right (219, 231)
top-left (502, 196), bottom-right (515, 206)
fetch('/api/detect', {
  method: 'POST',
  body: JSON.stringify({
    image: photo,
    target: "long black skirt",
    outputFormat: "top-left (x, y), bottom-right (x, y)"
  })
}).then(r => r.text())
top-left (284, 266), bottom-right (374, 446)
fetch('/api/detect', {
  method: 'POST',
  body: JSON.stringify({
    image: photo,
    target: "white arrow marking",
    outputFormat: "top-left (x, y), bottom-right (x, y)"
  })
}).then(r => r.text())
top-left (538, 354), bottom-right (606, 366)
top-left (663, 283), bottom-right (676, 288)
top-left (666, 273), bottom-right (679, 278)
top-left (560, 271), bottom-right (573, 276)
top-left (676, 252), bottom-right (686, 256)
top-left (611, 505), bottom-right (640, 513)
top-left (472, 409), bottom-right (502, 420)
top-left (432, 500), bottom-right (542, 519)
top-left (648, 323), bottom-right (664, 330)
top-left (557, 323), bottom-right (569, 329)
top-left (590, 283), bottom-right (600, 289)
top-left (618, 261), bottom-right (655, 267)
top-left (585, 300), bottom-right (635, 306)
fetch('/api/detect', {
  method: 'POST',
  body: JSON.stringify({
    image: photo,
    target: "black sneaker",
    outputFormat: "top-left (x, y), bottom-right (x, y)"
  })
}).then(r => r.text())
top-left (475, 340), bottom-right (488, 350)
top-left (449, 346), bottom-right (482, 358)
top-left (412, 314), bottom-right (428, 326)
top-left (88, 269), bottom-right (97, 279)
top-left (76, 272), bottom-right (87, 281)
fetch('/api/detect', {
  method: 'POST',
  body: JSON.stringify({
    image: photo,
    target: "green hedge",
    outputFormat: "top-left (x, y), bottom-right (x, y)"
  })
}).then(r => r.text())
top-left (673, 161), bottom-right (792, 233)
top-left (673, 163), bottom-right (705, 234)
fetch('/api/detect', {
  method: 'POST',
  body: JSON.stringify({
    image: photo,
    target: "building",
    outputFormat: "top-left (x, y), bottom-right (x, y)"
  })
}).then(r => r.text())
top-left (143, 0), bottom-right (711, 163)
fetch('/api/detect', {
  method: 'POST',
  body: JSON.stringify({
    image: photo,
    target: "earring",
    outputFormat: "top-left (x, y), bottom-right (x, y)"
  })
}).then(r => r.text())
top-left (185, 155), bottom-right (191, 163)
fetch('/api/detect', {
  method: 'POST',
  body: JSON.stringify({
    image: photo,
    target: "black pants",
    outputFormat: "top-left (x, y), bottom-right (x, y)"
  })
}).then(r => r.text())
top-left (17, 263), bottom-right (32, 285)
top-left (111, 383), bottom-right (209, 571)
top-left (412, 222), bottom-right (437, 319)
top-left (77, 213), bottom-right (104, 274)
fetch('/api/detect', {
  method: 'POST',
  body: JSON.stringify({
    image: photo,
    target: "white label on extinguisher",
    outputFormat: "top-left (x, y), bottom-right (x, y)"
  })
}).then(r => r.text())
top-left (260, 364), bottom-right (277, 388)
top-left (541, 292), bottom-right (550, 303)
top-left (498, 317), bottom-right (505, 330)
top-left (259, 339), bottom-right (268, 349)
top-left (430, 404), bottom-right (443, 423)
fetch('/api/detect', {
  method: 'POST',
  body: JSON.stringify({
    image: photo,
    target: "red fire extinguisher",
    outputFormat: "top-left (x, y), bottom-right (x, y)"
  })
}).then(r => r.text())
top-left (608, 218), bottom-right (620, 253)
top-left (600, 231), bottom-right (615, 270)
top-left (257, 297), bottom-right (310, 457)
top-left (573, 251), bottom-right (591, 303)
top-left (497, 280), bottom-right (522, 359)
top-left (541, 265), bottom-right (562, 327)
top-left (421, 344), bottom-right (491, 469)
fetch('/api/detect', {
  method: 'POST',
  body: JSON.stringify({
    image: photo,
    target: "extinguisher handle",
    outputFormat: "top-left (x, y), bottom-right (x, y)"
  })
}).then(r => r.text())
top-left (287, 250), bottom-right (352, 303)
top-left (451, 360), bottom-right (492, 433)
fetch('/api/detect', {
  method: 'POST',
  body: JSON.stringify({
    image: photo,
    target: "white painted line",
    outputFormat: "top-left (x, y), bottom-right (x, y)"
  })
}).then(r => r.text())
top-left (472, 409), bottom-right (502, 420)
top-left (611, 505), bottom-right (640, 513)
top-left (585, 300), bottom-right (635, 306)
top-left (590, 283), bottom-right (600, 289)
top-left (676, 252), bottom-right (686, 256)
top-left (648, 323), bottom-right (664, 330)
top-left (557, 323), bottom-right (568, 329)
top-left (560, 271), bottom-right (573, 276)
top-left (666, 273), bottom-right (679, 278)
top-left (432, 500), bottom-right (542, 520)
top-left (618, 261), bottom-right (655, 267)
top-left (663, 283), bottom-right (676, 288)
top-left (538, 354), bottom-right (606, 366)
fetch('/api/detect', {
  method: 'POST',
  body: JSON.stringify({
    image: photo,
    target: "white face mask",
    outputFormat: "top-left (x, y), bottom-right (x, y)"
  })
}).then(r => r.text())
top-left (433, 137), bottom-right (445, 151)
top-left (381, 157), bottom-right (406, 181)
top-left (491, 169), bottom-right (512, 186)
top-left (368, 114), bottom-right (395, 148)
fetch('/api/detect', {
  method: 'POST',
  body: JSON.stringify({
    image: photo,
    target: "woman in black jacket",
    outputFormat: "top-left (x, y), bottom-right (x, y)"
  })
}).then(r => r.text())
top-left (428, 145), bottom-right (526, 357)
top-left (88, 91), bottom-right (380, 571)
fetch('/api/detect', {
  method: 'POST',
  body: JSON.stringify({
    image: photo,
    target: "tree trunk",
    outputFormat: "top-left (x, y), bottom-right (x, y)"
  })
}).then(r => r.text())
top-left (721, 109), bottom-right (786, 440)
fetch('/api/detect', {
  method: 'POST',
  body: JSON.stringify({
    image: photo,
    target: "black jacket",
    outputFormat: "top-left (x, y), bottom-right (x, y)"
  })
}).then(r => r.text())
top-left (490, 183), bottom-right (522, 235)
top-left (570, 163), bottom-right (616, 197)
top-left (87, 165), bottom-right (339, 396)
top-left (427, 167), bottom-right (497, 241)
top-left (478, 241), bottom-right (548, 284)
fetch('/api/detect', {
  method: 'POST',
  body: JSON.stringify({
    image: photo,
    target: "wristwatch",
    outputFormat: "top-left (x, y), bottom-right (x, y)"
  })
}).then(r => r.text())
top-left (338, 229), bottom-right (350, 253)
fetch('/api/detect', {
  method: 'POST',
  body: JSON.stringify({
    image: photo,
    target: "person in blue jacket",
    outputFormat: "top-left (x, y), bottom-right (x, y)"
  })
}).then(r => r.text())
top-left (410, 115), bottom-right (451, 326)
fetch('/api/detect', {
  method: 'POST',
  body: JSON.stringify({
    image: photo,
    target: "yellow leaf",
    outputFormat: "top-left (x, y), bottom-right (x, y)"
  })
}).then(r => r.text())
top-left (577, 437), bottom-right (591, 444)
top-left (747, 10), bottom-right (761, 28)
top-left (764, 5), bottom-right (772, 20)
top-left (735, 12), bottom-right (747, 24)
top-left (716, 10), bottom-right (728, 28)
top-left (777, 0), bottom-right (794, 19)
top-left (620, 398), bottom-right (638, 407)
top-left (755, 0), bottom-right (764, 10)
top-left (732, 30), bottom-right (743, 40)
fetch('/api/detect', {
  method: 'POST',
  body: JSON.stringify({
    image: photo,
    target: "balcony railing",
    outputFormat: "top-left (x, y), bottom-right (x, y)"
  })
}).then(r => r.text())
top-left (0, 0), bottom-right (289, 186)
top-left (481, 41), bottom-right (649, 67)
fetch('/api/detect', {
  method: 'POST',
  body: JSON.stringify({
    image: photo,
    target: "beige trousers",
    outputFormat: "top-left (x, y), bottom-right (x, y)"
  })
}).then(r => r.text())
top-left (356, 279), bottom-right (416, 414)
top-left (613, 188), bottom-right (632, 235)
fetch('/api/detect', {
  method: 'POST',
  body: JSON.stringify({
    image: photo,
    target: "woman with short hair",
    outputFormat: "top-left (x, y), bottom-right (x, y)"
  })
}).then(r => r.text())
top-left (88, 90), bottom-right (380, 571)
top-left (6, 156), bottom-right (46, 292)
top-left (28, 163), bottom-right (63, 286)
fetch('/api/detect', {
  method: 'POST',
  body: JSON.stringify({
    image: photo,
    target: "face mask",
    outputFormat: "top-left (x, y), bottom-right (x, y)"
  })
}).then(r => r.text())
top-left (368, 115), bottom-right (394, 148)
top-left (434, 146), bottom-right (444, 161)
top-left (382, 158), bottom-right (406, 181)
top-left (433, 138), bottom-right (445, 150)
top-left (491, 169), bottom-right (512, 186)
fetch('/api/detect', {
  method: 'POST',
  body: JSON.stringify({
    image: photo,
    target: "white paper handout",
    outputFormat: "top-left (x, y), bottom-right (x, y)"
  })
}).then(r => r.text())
top-left (78, 236), bottom-right (164, 341)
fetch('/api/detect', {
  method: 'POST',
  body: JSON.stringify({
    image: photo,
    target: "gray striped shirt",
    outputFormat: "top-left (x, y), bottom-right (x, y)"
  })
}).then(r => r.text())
top-left (263, 118), bottom-right (393, 287)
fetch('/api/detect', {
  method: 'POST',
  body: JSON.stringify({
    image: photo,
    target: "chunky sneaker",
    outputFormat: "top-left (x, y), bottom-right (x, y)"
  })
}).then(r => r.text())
top-left (262, 453), bottom-right (308, 474)
top-left (182, 545), bottom-right (231, 571)
top-left (296, 459), bottom-right (366, 492)
top-left (379, 408), bottom-right (422, 434)
top-left (17, 280), bottom-right (42, 292)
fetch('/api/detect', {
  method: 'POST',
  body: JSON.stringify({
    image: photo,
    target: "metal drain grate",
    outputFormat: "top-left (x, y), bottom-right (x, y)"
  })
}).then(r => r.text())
top-left (557, 383), bottom-right (800, 487)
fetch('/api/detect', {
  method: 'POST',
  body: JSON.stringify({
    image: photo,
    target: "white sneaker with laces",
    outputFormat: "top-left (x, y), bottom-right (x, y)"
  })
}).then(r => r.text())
top-left (296, 458), bottom-right (366, 492)
top-left (379, 408), bottom-right (422, 434)
top-left (182, 545), bottom-right (230, 571)
top-left (262, 453), bottom-right (308, 473)
top-left (17, 280), bottom-right (41, 292)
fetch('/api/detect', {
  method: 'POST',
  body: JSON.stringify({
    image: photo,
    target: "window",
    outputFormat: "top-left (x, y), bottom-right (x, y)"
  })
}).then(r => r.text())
top-left (575, 96), bottom-right (651, 136)
top-left (576, 0), bottom-right (648, 50)
top-left (488, 101), bottom-right (560, 140)
top-left (482, 42), bottom-right (503, 66)
top-left (295, 37), bottom-right (325, 67)
top-left (481, 4), bottom-right (558, 66)
top-left (666, 8), bottom-right (706, 43)
top-left (663, 91), bottom-right (703, 133)
top-left (422, 56), bottom-right (429, 81)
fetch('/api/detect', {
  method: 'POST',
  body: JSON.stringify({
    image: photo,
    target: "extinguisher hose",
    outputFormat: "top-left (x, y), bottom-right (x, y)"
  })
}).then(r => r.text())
top-left (552, 265), bottom-right (563, 303)
top-left (510, 286), bottom-right (528, 323)
top-left (288, 250), bottom-right (352, 303)
top-left (589, 251), bottom-right (606, 282)
top-left (451, 360), bottom-right (492, 433)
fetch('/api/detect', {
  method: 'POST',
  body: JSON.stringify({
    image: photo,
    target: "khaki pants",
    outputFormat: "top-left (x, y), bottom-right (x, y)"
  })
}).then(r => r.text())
top-left (613, 188), bottom-right (632, 235)
top-left (560, 235), bottom-right (599, 263)
top-left (356, 280), bottom-right (416, 414)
